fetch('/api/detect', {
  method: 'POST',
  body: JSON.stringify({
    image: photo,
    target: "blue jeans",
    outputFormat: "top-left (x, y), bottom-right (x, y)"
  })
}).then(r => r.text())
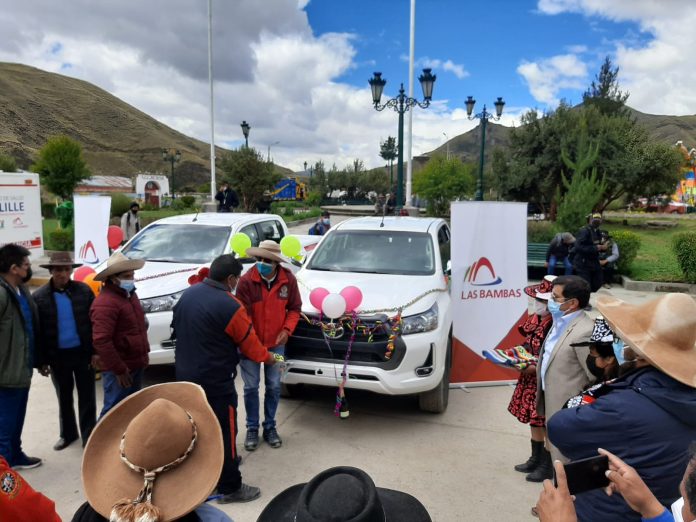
top-left (240, 346), bottom-right (284, 431)
top-left (548, 255), bottom-right (573, 275)
top-left (0, 387), bottom-right (30, 465)
top-left (100, 369), bottom-right (144, 418)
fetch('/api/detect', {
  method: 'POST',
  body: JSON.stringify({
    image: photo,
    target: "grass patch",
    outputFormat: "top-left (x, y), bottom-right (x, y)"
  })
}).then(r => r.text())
top-left (42, 218), bottom-right (61, 250)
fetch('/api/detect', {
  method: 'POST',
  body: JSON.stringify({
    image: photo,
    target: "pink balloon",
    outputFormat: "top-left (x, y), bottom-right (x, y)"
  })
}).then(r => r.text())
top-left (309, 287), bottom-right (330, 311)
top-left (73, 266), bottom-right (96, 282)
top-left (107, 225), bottom-right (124, 250)
top-left (340, 286), bottom-right (363, 312)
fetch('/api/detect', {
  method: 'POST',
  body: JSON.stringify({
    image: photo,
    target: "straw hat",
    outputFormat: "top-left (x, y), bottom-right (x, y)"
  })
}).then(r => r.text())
top-left (257, 466), bottom-right (432, 522)
top-left (597, 293), bottom-right (696, 388)
top-left (524, 275), bottom-right (556, 301)
top-left (246, 240), bottom-right (285, 264)
top-left (39, 251), bottom-right (82, 269)
top-left (94, 252), bottom-right (145, 282)
top-left (82, 382), bottom-right (223, 521)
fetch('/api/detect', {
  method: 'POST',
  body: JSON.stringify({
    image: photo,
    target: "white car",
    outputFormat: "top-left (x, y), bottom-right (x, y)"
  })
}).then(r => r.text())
top-left (284, 216), bottom-right (453, 413)
top-left (102, 212), bottom-right (317, 365)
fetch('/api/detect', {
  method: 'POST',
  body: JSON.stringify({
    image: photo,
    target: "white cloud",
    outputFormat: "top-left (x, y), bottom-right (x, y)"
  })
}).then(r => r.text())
top-left (517, 54), bottom-right (587, 106)
top-left (406, 55), bottom-right (469, 79)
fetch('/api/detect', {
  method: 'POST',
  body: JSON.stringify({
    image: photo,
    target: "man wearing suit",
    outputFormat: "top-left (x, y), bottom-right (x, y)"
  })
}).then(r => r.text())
top-left (533, 275), bottom-right (595, 480)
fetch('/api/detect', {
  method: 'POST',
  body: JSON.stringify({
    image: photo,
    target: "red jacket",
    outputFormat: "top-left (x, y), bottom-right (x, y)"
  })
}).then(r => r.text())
top-left (236, 265), bottom-right (302, 347)
top-left (90, 282), bottom-right (149, 374)
top-left (0, 457), bottom-right (61, 521)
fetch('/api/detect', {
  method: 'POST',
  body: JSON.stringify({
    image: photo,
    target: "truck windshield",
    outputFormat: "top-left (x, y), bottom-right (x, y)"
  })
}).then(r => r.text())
top-left (307, 230), bottom-right (435, 275)
top-left (122, 224), bottom-right (229, 264)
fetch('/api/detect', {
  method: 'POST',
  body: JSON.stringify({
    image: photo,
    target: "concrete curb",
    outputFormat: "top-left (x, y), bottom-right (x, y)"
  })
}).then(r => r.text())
top-left (621, 275), bottom-right (696, 294)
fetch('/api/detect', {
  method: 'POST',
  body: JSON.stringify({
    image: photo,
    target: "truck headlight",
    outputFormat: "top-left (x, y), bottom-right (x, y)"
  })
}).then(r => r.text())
top-left (140, 291), bottom-right (183, 314)
top-left (401, 302), bottom-right (438, 335)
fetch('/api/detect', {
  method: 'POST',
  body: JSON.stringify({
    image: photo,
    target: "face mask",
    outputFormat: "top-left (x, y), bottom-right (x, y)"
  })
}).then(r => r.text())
top-left (119, 279), bottom-right (135, 292)
top-left (671, 497), bottom-right (691, 522)
top-left (591, 220), bottom-right (601, 229)
top-left (322, 218), bottom-right (330, 225)
top-left (256, 262), bottom-right (274, 277)
top-left (21, 267), bottom-right (32, 283)
top-left (131, 209), bottom-right (138, 215)
top-left (612, 339), bottom-right (625, 365)
top-left (534, 300), bottom-right (548, 316)
top-left (547, 298), bottom-right (564, 321)
top-left (586, 355), bottom-right (605, 380)
top-left (228, 277), bottom-right (238, 294)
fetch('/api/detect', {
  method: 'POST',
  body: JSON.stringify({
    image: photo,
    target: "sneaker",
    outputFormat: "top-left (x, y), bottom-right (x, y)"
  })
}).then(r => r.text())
top-left (13, 454), bottom-right (42, 470)
top-left (217, 483), bottom-right (261, 504)
top-left (244, 430), bottom-right (259, 451)
top-left (263, 427), bottom-right (282, 448)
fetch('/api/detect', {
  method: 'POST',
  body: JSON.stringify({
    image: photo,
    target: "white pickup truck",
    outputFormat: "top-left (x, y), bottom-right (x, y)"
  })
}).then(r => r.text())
top-left (103, 212), bottom-right (316, 365)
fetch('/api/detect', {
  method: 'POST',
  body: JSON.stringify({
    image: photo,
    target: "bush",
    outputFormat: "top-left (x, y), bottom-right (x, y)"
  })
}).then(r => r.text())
top-left (672, 232), bottom-right (696, 283)
top-left (111, 193), bottom-right (132, 218)
top-left (611, 230), bottom-right (641, 274)
top-left (528, 221), bottom-right (557, 243)
top-left (306, 191), bottom-right (322, 207)
top-left (180, 195), bottom-right (196, 208)
top-left (49, 228), bottom-right (74, 251)
top-left (170, 199), bottom-right (190, 211)
top-left (140, 202), bottom-right (157, 211)
top-left (42, 202), bottom-right (56, 219)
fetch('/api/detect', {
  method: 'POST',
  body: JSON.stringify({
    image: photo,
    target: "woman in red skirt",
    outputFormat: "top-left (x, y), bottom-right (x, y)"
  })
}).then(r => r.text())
top-left (507, 276), bottom-right (554, 482)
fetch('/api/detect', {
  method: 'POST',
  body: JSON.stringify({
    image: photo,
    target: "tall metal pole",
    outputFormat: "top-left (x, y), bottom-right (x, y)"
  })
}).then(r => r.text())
top-left (207, 0), bottom-right (216, 201)
top-left (170, 158), bottom-right (175, 196)
top-left (397, 87), bottom-right (405, 209)
top-left (475, 110), bottom-right (488, 201)
top-left (405, 0), bottom-right (416, 207)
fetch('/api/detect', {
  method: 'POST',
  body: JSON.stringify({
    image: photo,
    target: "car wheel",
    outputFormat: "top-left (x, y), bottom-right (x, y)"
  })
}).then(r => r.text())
top-left (418, 335), bottom-right (452, 413)
top-left (280, 383), bottom-right (302, 398)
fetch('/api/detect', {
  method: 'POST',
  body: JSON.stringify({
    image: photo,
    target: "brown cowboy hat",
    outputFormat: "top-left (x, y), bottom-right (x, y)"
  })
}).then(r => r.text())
top-left (597, 293), bottom-right (696, 388)
top-left (523, 275), bottom-right (556, 301)
top-left (94, 252), bottom-right (145, 281)
top-left (246, 239), bottom-right (285, 264)
top-left (257, 466), bottom-right (432, 522)
top-left (82, 383), bottom-right (223, 521)
top-left (39, 251), bottom-right (82, 269)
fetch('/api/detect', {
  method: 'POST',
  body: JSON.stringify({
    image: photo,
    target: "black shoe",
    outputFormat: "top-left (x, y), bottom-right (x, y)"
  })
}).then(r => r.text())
top-left (514, 440), bottom-right (544, 473)
top-left (244, 430), bottom-right (259, 451)
top-left (13, 454), bottom-right (42, 470)
top-left (217, 483), bottom-right (261, 503)
top-left (53, 437), bottom-right (78, 451)
top-left (263, 427), bottom-right (282, 448)
top-left (526, 449), bottom-right (553, 482)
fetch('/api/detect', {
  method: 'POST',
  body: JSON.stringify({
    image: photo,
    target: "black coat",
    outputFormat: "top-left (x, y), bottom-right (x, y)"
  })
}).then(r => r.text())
top-left (546, 234), bottom-right (572, 261)
top-left (33, 279), bottom-right (95, 363)
top-left (572, 225), bottom-right (601, 270)
top-left (215, 188), bottom-right (239, 211)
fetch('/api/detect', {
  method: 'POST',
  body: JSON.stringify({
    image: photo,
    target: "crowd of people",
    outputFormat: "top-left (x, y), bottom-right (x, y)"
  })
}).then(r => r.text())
top-left (545, 213), bottom-right (620, 290)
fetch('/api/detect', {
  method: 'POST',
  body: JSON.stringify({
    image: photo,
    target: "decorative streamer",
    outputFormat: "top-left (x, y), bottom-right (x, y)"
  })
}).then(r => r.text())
top-left (135, 267), bottom-right (198, 282)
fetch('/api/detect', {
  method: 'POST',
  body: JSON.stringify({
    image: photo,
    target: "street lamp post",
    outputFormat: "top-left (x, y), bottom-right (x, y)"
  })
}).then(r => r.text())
top-left (267, 141), bottom-right (280, 162)
top-left (465, 96), bottom-right (505, 201)
top-left (369, 69), bottom-right (436, 210)
top-left (442, 132), bottom-right (450, 160)
top-left (161, 148), bottom-right (182, 197)
top-left (240, 120), bottom-right (251, 148)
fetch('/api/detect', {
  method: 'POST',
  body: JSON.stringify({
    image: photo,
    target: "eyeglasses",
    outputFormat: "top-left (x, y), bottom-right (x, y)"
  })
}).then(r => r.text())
top-left (550, 295), bottom-right (570, 304)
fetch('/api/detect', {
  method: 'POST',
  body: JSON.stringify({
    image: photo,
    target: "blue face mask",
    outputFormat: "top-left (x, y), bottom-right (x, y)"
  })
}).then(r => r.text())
top-left (256, 262), bottom-right (274, 277)
top-left (612, 338), bottom-right (625, 364)
top-left (547, 298), bottom-right (564, 321)
top-left (119, 279), bottom-right (135, 293)
top-left (322, 218), bottom-right (330, 225)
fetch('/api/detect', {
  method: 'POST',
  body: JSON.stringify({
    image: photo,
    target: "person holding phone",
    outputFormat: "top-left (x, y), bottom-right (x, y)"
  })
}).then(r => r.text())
top-left (546, 293), bottom-right (696, 521)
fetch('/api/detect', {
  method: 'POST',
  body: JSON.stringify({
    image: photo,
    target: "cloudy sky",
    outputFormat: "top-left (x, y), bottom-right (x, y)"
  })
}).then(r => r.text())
top-left (0, 0), bottom-right (694, 171)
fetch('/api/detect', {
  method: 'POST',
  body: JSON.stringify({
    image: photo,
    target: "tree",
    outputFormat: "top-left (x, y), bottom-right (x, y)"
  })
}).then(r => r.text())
top-left (583, 56), bottom-right (630, 116)
top-left (555, 169), bottom-right (606, 233)
top-left (32, 135), bottom-right (90, 199)
top-left (379, 137), bottom-right (397, 186)
top-left (220, 147), bottom-right (280, 211)
top-left (0, 153), bottom-right (17, 172)
top-left (413, 156), bottom-right (475, 216)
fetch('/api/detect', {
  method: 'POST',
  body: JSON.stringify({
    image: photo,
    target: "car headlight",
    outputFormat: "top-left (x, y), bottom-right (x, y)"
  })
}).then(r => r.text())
top-left (401, 302), bottom-right (438, 335)
top-left (140, 291), bottom-right (183, 314)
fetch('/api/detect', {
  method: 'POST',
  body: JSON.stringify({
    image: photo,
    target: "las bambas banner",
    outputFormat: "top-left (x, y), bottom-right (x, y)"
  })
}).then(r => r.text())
top-left (74, 195), bottom-right (111, 267)
top-left (0, 172), bottom-right (44, 258)
top-left (450, 201), bottom-right (528, 384)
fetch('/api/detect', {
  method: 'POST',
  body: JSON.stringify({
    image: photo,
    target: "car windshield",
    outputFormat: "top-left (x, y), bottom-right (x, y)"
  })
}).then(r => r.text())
top-left (122, 224), bottom-right (229, 264)
top-left (307, 230), bottom-right (435, 275)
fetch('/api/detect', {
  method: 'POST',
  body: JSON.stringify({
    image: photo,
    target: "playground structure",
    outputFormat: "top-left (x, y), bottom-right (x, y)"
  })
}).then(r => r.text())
top-left (674, 141), bottom-right (696, 206)
top-left (272, 177), bottom-right (307, 201)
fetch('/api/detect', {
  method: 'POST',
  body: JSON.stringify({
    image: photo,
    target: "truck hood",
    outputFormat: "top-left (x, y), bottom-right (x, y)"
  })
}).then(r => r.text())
top-left (295, 269), bottom-right (447, 317)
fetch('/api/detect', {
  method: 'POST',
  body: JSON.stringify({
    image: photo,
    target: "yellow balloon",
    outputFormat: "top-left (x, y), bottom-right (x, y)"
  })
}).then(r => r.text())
top-left (83, 273), bottom-right (102, 296)
top-left (280, 236), bottom-right (302, 258)
top-left (230, 233), bottom-right (252, 257)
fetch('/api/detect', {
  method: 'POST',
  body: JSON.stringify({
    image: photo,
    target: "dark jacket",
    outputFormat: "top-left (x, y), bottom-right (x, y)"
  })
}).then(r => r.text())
top-left (214, 188), bottom-right (239, 211)
top-left (34, 279), bottom-right (94, 363)
top-left (572, 225), bottom-right (602, 270)
top-left (546, 234), bottom-right (572, 261)
top-left (235, 265), bottom-right (301, 348)
top-left (548, 367), bottom-right (696, 522)
top-left (89, 282), bottom-right (149, 375)
top-left (172, 279), bottom-right (271, 398)
top-left (0, 276), bottom-right (40, 388)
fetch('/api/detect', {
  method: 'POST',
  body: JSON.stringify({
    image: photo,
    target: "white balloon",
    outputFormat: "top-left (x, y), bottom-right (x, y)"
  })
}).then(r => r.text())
top-left (322, 293), bottom-right (347, 319)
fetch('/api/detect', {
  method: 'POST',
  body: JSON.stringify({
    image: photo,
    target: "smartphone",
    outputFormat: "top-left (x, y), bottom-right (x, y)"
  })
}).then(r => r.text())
top-left (555, 455), bottom-right (610, 495)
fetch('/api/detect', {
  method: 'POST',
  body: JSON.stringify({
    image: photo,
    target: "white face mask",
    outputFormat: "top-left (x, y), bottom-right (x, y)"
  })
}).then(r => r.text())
top-left (534, 300), bottom-right (549, 316)
top-left (672, 497), bottom-right (694, 522)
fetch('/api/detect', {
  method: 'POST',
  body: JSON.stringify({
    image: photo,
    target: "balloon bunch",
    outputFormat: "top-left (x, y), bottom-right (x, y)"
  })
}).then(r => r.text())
top-left (309, 286), bottom-right (363, 319)
top-left (107, 225), bottom-right (124, 250)
top-left (187, 267), bottom-right (210, 286)
top-left (73, 266), bottom-right (101, 296)
top-left (229, 232), bottom-right (305, 260)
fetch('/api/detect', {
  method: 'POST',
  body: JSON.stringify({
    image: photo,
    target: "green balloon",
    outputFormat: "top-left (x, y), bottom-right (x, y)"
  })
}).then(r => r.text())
top-left (230, 233), bottom-right (252, 257)
top-left (280, 236), bottom-right (302, 258)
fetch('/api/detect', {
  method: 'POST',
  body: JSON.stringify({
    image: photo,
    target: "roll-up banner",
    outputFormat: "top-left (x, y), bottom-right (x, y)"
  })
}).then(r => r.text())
top-left (74, 195), bottom-right (111, 267)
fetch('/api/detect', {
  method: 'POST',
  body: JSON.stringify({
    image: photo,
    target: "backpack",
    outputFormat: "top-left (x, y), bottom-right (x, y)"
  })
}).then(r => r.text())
top-left (308, 224), bottom-right (318, 235)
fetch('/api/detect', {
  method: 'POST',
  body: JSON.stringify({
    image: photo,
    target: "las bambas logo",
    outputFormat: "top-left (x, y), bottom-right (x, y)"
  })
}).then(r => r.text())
top-left (461, 257), bottom-right (522, 300)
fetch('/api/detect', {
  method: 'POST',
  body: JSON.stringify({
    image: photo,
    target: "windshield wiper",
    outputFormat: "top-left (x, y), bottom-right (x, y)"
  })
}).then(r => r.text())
top-left (309, 266), bottom-right (334, 271)
top-left (348, 269), bottom-right (381, 274)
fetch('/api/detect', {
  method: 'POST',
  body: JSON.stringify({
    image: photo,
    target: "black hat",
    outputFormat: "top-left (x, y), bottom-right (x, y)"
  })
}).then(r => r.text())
top-left (256, 466), bottom-right (432, 522)
top-left (129, 201), bottom-right (140, 209)
top-left (571, 316), bottom-right (615, 347)
top-left (321, 210), bottom-right (330, 217)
